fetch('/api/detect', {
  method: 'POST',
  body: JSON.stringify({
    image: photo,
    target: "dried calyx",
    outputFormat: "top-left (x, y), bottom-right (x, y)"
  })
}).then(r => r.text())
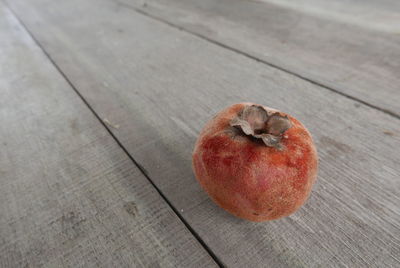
top-left (230, 105), bottom-right (292, 149)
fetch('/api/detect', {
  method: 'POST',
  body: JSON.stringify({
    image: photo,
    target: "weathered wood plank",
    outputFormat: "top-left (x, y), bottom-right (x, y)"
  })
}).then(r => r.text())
top-left (8, 0), bottom-right (400, 267)
top-left (0, 3), bottom-right (217, 267)
top-left (115, 0), bottom-right (400, 117)
top-left (257, 0), bottom-right (400, 33)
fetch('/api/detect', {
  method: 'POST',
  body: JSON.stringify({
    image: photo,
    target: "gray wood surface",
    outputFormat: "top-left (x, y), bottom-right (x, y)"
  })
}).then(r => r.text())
top-left (115, 0), bottom-right (400, 118)
top-left (257, 0), bottom-right (400, 33)
top-left (7, 0), bottom-right (400, 267)
top-left (0, 3), bottom-right (217, 267)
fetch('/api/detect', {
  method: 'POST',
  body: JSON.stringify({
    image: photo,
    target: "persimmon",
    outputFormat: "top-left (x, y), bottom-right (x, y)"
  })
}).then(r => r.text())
top-left (192, 103), bottom-right (318, 222)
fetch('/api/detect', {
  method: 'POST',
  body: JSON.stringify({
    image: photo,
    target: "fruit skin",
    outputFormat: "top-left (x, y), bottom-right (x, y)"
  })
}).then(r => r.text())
top-left (192, 103), bottom-right (318, 222)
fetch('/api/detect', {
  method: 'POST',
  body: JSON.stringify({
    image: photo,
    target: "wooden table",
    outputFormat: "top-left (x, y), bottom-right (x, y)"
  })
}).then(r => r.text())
top-left (1, 0), bottom-right (399, 267)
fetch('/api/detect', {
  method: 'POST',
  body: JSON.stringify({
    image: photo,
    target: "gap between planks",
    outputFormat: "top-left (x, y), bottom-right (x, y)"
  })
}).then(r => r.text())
top-left (4, 3), bottom-right (225, 267)
top-left (114, 0), bottom-right (400, 121)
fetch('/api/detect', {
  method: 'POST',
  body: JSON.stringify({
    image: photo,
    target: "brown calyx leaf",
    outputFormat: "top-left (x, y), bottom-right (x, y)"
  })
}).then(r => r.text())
top-left (266, 113), bottom-right (292, 136)
top-left (230, 118), bottom-right (254, 135)
top-left (255, 133), bottom-right (282, 149)
top-left (229, 105), bottom-right (292, 149)
top-left (230, 105), bottom-right (268, 136)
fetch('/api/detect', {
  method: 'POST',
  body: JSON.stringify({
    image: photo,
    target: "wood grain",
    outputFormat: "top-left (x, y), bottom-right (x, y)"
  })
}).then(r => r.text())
top-left (0, 3), bottom-right (217, 267)
top-left (7, 0), bottom-right (400, 267)
top-left (115, 0), bottom-right (400, 118)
